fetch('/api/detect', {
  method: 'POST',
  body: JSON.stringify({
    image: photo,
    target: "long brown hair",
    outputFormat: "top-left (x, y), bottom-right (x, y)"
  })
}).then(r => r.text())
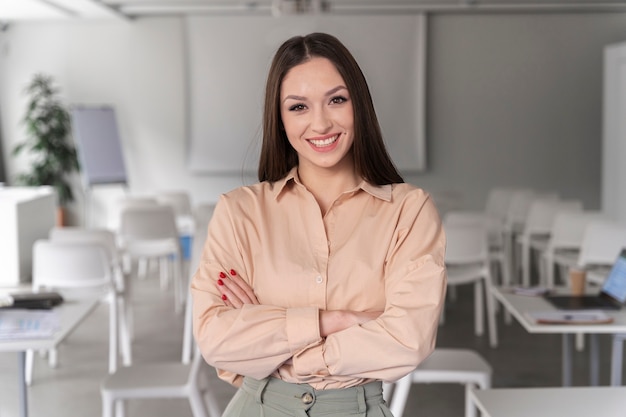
top-left (258, 32), bottom-right (404, 185)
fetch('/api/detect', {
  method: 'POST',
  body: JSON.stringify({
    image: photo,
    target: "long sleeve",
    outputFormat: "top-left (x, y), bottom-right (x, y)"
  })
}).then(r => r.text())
top-left (192, 195), bottom-right (323, 385)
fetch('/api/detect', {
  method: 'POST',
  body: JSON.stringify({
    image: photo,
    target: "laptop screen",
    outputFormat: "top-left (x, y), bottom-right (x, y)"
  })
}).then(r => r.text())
top-left (601, 248), bottom-right (626, 303)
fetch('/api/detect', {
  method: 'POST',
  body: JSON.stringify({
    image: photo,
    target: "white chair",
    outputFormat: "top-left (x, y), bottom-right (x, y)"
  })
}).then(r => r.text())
top-left (119, 205), bottom-right (185, 313)
top-left (156, 190), bottom-right (196, 238)
top-left (27, 240), bottom-right (127, 385)
top-left (384, 348), bottom-right (492, 417)
top-left (444, 211), bottom-right (510, 287)
top-left (484, 187), bottom-right (518, 224)
top-left (443, 221), bottom-right (498, 347)
top-left (182, 225), bottom-right (207, 364)
top-left (100, 346), bottom-right (219, 417)
top-left (193, 203), bottom-right (216, 235)
top-left (502, 190), bottom-right (558, 285)
top-left (100, 234), bottom-right (220, 417)
top-left (516, 199), bottom-right (583, 287)
top-left (48, 226), bottom-right (133, 358)
top-left (573, 219), bottom-right (626, 286)
top-left (539, 211), bottom-right (605, 289)
top-left (156, 190), bottom-right (193, 219)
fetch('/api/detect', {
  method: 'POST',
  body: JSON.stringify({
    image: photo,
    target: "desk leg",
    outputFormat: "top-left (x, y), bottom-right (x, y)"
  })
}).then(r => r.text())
top-left (590, 334), bottom-right (599, 386)
top-left (18, 351), bottom-right (28, 417)
top-left (562, 334), bottom-right (572, 386)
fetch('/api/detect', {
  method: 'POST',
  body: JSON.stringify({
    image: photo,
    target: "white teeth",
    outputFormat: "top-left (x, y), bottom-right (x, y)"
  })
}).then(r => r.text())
top-left (309, 135), bottom-right (338, 147)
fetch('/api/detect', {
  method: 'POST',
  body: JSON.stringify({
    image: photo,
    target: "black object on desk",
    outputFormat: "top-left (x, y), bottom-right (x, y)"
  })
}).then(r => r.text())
top-left (1, 292), bottom-right (64, 310)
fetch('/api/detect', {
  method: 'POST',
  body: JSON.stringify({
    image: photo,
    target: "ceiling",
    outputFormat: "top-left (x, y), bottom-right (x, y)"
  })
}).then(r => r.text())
top-left (3, 0), bottom-right (626, 21)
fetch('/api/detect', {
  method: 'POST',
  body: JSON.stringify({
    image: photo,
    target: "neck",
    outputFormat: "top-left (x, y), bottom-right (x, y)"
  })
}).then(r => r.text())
top-left (297, 162), bottom-right (360, 215)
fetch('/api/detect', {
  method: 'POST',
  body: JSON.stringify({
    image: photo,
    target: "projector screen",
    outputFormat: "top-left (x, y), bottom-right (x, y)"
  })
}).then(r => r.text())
top-left (185, 14), bottom-right (427, 174)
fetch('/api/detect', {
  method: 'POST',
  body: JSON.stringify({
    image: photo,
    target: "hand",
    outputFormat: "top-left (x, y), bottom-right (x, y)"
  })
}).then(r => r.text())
top-left (216, 269), bottom-right (259, 308)
top-left (319, 310), bottom-right (382, 337)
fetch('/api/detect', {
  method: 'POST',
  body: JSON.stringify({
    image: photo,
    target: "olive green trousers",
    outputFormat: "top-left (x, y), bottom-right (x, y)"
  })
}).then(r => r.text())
top-left (222, 376), bottom-right (394, 417)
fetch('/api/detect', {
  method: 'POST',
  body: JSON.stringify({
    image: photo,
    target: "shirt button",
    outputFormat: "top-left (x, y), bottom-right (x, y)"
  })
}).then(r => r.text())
top-left (301, 392), bottom-right (314, 404)
top-left (315, 275), bottom-right (323, 284)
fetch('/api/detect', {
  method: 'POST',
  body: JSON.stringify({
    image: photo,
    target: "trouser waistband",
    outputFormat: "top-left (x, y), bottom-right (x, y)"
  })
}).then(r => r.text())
top-left (241, 377), bottom-right (384, 417)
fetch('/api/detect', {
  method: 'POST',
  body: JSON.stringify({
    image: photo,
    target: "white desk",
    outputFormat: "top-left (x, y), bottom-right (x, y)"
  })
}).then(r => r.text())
top-left (470, 386), bottom-right (626, 417)
top-left (0, 300), bottom-right (99, 417)
top-left (491, 287), bottom-right (626, 386)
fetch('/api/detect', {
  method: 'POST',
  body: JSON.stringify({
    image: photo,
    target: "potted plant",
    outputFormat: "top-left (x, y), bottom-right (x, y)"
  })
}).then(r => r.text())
top-left (12, 73), bottom-right (80, 225)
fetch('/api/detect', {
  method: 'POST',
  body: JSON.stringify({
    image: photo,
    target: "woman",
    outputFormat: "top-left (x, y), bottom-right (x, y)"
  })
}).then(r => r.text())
top-left (192, 32), bottom-right (446, 416)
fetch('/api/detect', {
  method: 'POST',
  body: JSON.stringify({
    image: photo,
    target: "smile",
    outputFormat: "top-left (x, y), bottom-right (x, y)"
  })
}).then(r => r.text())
top-left (307, 134), bottom-right (339, 148)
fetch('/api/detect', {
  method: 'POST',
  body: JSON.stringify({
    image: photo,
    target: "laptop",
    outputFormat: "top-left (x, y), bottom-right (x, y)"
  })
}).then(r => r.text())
top-left (545, 248), bottom-right (626, 310)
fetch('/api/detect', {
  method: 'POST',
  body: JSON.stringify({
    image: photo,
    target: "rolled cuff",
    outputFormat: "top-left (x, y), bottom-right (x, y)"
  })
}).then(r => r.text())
top-left (286, 307), bottom-right (322, 354)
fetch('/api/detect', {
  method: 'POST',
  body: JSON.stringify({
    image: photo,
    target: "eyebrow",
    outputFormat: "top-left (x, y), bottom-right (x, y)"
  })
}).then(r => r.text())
top-left (282, 85), bottom-right (348, 103)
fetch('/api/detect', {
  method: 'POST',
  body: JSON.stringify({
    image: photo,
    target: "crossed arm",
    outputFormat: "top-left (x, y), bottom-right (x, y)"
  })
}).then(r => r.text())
top-left (217, 270), bottom-right (382, 337)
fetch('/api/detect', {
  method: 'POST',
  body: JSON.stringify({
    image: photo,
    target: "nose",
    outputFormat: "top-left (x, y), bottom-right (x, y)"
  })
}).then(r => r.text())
top-left (311, 107), bottom-right (332, 133)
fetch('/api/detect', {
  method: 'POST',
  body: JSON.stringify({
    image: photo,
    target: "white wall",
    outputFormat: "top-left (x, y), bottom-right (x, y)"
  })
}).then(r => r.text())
top-left (1, 13), bottom-right (626, 226)
top-left (0, 18), bottom-right (256, 227)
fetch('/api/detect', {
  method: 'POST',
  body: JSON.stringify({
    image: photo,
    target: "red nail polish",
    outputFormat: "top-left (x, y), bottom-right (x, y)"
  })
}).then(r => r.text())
top-left (230, 269), bottom-right (237, 276)
top-left (217, 279), bottom-right (224, 286)
top-left (221, 294), bottom-right (228, 300)
top-left (219, 272), bottom-right (226, 278)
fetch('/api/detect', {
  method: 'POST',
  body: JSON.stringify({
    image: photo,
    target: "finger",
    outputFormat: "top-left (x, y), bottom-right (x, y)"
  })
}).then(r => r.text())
top-left (216, 279), bottom-right (244, 308)
top-left (221, 278), bottom-right (255, 305)
top-left (227, 270), bottom-right (259, 304)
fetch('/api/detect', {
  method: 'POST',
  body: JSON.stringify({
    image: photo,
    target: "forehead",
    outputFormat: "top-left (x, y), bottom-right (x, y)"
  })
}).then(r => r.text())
top-left (281, 57), bottom-right (346, 96)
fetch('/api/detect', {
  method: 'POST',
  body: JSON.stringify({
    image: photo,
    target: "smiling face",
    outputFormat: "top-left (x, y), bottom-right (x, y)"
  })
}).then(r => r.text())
top-left (280, 56), bottom-right (355, 176)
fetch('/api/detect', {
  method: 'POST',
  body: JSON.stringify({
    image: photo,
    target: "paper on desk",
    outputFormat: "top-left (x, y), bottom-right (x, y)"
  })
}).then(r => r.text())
top-left (512, 286), bottom-right (550, 296)
top-left (0, 309), bottom-right (60, 340)
top-left (526, 310), bottom-right (614, 325)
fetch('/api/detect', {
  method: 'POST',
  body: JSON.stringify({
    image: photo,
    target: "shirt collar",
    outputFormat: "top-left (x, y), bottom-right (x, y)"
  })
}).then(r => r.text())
top-left (272, 167), bottom-right (392, 202)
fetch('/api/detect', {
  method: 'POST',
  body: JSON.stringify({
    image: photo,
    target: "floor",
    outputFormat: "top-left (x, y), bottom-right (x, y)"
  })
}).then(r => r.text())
top-left (0, 266), bottom-right (620, 417)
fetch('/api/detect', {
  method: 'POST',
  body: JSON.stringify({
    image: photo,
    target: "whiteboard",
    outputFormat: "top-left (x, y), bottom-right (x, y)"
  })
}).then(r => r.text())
top-left (185, 14), bottom-right (427, 174)
top-left (70, 106), bottom-right (128, 187)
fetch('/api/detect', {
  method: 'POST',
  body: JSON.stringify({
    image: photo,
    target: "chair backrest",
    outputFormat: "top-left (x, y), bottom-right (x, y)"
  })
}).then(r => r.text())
top-left (504, 191), bottom-right (558, 233)
top-left (444, 222), bottom-right (490, 265)
top-left (484, 187), bottom-right (519, 222)
top-left (32, 239), bottom-right (113, 291)
top-left (119, 205), bottom-right (179, 242)
top-left (156, 190), bottom-right (192, 218)
top-left (522, 199), bottom-right (583, 237)
top-left (444, 210), bottom-right (503, 248)
top-left (194, 203), bottom-right (216, 235)
top-left (49, 227), bottom-right (120, 264)
top-left (547, 210), bottom-right (606, 251)
top-left (577, 219), bottom-right (626, 268)
top-left (109, 196), bottom-right (159, 231)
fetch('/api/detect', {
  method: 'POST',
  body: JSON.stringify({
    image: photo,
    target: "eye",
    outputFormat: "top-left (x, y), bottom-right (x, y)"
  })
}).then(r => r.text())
top-left (288, 103), bottom-right (307, 112)
top-left (330, 95), bottom-right (348, 105)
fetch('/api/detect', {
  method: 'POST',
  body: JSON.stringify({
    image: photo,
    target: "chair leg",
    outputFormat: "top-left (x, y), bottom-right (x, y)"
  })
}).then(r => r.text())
top-left (115, 399), bottom-right (126, 417)
top-left (49, 348), bottom-right (58, 368)
top-left (611, 334), bottom-right (625, 386)
top-left (108, 292), bottom-right (118, 374)
top-left (117, 295), bottom-right (132, 366)
top-left (521, 240), bottom-right (530, 287)
top-left (484, 272), bottom-right (499, 348)
top-left (474, 281), bottom-right (484, 337)
top-left (389, 374), bottom-right (412, 417)
top-left (101, 393), bottom-right (114, 417)
top-left (25, 349), bottom-right (34, 386)
top-left (189, 388), bottom-right (209, 417)
top-left (465, 384), bottom-right (476, 417)
top-left (203, 390), bottom-right (223, 417)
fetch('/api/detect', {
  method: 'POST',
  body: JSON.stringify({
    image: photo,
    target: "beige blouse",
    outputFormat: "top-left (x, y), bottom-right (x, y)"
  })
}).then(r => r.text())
top-left (191, 168), bottom-right (446, 390)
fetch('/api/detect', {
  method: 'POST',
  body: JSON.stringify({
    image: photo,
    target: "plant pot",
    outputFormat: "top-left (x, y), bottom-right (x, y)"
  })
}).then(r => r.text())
top-left (57, 207), bottom-right (66, 227)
